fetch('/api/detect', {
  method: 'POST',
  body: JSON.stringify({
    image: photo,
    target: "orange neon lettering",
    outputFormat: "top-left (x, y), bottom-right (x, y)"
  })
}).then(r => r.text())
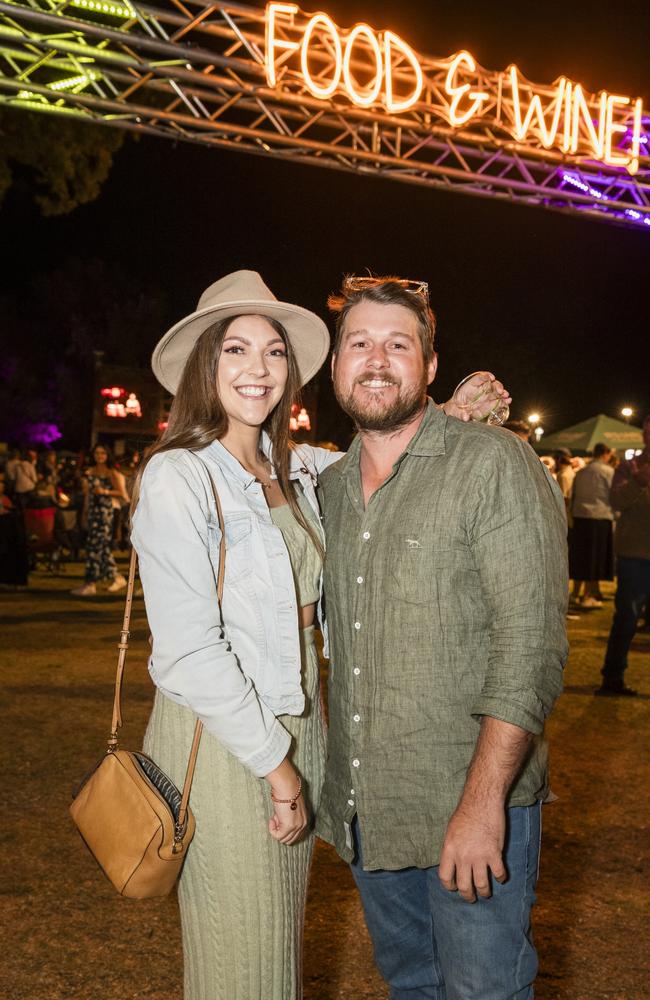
top-left (625, 97), bottom-right (643, 176)
top-left (569, 84), bottom-right (605, 160)
top-left (509, 66), bottom-right (567, 148)
top-left (603, 94), bottom-right (635, 171)
top-left (265, 3), bottom-right (300, 87)
top-left (383, 30), bottom-right (423, 113)
top-left (342, 23), bottom-right (383, 107)
top-left (444, 51), bottom-right (488, 126)
top-left (300, 12), bottom-right (342, 98)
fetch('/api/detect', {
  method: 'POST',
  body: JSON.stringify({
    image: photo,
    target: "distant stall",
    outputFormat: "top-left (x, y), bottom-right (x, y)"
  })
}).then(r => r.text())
top-left (537, 414), bottom-right (643, 456)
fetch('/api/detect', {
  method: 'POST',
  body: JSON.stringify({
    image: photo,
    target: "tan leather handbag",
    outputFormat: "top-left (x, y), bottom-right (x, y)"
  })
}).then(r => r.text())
top-left (70, 472), bottom-right (226, 899)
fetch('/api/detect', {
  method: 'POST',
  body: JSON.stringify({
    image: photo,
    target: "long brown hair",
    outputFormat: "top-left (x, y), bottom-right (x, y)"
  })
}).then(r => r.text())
top-left (132, 314), bottom-right (322, 553)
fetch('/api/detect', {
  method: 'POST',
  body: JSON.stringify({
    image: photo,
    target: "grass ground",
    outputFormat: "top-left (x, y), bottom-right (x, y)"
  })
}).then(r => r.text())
top-left (2, 561), bottom-right (648, 999)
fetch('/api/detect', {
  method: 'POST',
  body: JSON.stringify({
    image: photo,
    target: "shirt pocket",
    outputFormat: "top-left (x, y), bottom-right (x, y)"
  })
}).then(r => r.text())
top-left (383, 541), bottom-right (448, 606)
top-left (383, 542), bottom-right (484, 628)
top-left (208, 512), bottom-right (253, 586)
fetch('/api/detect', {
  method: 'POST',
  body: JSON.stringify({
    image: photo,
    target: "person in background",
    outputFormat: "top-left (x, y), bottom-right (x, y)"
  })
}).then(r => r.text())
top-left (540, 455), bottom-right (557, 478)
top-left (502, 418), bottom-right (531, 443)
top-left (569, 443), bottom-right (615, 608)
top-left (13, 448), bottom-right (39, 508)
top-left (597, 415), bottom-right (650, 696)
top-left (39, 450), bottom-right (60, 498)
top-left (4, 448), bottom-right (22, 498)
top-left (71, 444), bottom-right (129, 596)
top-left (0, 470), bottom-right (29, 586)
top-left (555, 451), bottom-right (575, 510)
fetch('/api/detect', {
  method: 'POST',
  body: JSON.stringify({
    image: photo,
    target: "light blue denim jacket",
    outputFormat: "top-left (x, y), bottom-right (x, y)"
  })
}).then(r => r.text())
top-left (131, 436), bottom-right (342, 777)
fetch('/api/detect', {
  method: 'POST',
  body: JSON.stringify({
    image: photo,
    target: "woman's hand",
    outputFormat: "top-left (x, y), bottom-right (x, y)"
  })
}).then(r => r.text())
top-left (265, 759), bottom-right (309, 845)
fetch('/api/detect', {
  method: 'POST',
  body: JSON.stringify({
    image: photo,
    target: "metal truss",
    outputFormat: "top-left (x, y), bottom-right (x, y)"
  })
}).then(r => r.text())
top-left (0, 0), bottom-right (648, 229)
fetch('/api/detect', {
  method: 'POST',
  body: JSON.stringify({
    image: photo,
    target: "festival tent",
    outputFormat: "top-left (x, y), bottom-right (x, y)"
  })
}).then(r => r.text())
top-left (538, 414), bottom-right (643, 454)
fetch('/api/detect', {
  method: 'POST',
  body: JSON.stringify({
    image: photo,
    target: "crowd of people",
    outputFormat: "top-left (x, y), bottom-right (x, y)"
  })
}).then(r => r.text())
top-left (501, 417), bottom-right (650, 697)
top-left (0, 445), bottom-right (141, 587)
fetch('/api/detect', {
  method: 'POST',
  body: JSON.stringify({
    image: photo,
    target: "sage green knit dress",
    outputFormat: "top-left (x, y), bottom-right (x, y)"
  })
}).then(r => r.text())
top-left (142, 494), bottom-right (326, 1000)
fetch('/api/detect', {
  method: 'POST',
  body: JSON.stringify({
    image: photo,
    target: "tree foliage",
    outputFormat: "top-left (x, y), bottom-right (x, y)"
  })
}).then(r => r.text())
top-left (0, 107), bottom-right (123, 215)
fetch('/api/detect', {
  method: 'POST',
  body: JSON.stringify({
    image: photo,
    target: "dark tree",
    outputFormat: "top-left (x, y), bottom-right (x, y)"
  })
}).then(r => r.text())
top-left (0, 107), bottom-right (123, 215)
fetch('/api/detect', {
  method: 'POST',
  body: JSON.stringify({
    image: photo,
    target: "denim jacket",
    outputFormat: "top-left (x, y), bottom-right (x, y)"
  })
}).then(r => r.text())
top-left (131, 436), bottom-right (341, 777)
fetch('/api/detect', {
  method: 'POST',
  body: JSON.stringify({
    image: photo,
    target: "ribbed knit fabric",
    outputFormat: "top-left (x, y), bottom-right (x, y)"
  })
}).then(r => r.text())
top-left (142, 625), bottom-right (326, 1000)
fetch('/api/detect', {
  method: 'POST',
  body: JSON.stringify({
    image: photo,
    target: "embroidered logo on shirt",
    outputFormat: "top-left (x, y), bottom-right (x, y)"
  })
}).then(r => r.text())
top-left (406, 538), bottom-right (422, 548)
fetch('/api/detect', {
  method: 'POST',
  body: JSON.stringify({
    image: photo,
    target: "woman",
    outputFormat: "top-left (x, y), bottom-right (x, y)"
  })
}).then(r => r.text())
top-left (71, 444), bottom-right (129, 596)
top-left (131, 270), bottom-right (508, 1000)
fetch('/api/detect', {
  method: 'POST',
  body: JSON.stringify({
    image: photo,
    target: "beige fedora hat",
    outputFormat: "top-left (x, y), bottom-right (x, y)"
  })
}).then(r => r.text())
top-left (152, 270), bottom-right (330, 394)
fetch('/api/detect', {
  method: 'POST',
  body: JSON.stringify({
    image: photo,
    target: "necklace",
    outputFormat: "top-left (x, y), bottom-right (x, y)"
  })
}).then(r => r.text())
top-left (247, 453), bottom-right (272, 489)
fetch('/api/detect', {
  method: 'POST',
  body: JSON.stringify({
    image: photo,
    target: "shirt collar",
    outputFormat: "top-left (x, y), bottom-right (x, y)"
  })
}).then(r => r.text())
top-left (337, 397), bottom-right (447, 479)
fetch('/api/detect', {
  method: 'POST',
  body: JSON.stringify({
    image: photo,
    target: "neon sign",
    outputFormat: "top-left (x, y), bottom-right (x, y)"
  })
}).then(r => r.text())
top-left (265, 3), bottom-right (643, 175)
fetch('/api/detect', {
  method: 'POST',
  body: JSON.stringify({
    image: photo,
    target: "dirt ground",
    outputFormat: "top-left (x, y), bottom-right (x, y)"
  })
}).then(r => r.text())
top-left (2, 561), bottom-right (649, 999)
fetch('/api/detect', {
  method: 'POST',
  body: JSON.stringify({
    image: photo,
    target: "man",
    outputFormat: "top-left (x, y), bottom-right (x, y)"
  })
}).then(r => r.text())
top-left (316, 276), bottom-right (568, 1000)
top-left (13, 448), bottom-right (39, 508)
top-left (598, 414), bottom-right (650, 696)
top-left (569, 443), bottom-right (615, 609)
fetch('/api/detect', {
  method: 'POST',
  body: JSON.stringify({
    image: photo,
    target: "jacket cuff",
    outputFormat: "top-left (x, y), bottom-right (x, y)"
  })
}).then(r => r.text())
top-left (241, 719), bottom-right (292, 778)
top-left (471, 695), bottom-right (545, 736)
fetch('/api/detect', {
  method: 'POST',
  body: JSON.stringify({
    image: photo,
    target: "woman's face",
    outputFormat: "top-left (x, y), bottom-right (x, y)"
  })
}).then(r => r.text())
top-left (216, 315), bottom-right (289, 432)
top-left (93, 447), bottom-right (108, 465)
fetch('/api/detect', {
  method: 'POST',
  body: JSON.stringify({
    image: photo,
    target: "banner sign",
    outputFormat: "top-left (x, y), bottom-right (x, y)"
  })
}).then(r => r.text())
top-left (265, 3), bottom-right (644, 175)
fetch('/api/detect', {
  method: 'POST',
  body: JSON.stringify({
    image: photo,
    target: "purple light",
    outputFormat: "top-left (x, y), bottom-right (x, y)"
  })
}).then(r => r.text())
top-left (561, 172), bottom-right (608, 201)
top-left (560, 170), bottom-right (649, 229)
top-left (21, 422), bottom-right (63, 446)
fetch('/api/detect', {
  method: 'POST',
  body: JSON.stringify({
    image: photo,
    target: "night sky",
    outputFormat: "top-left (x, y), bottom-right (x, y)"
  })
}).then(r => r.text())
top-left (2, 0), bottom-right (649, 444)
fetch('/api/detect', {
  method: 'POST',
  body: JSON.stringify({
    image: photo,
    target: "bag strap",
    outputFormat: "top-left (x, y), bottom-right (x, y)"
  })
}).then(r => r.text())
top-left (108, 461), bottom-right (227, 836)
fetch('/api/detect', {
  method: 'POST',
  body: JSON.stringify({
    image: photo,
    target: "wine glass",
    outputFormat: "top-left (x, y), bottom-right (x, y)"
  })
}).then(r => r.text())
top-left (452, 372), bottom-right (511, 426)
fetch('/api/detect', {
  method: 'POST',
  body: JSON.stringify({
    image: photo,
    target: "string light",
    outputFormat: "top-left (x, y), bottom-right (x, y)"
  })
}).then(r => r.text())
top-left (69, 0), bottom-right (136, 18)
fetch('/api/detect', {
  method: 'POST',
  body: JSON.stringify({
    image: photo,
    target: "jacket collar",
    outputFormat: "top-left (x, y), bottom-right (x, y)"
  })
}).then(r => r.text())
top-left (204, 433), bottom-right (311, 488)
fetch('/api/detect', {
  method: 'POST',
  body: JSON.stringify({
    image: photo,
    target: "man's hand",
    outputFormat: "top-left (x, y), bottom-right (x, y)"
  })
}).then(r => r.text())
top-left (443, 372), bottom-right (512, 422)
top-left (438, 717), bottom-right (532, 902)
top-left (630, 457), bottom-right (650, 488)
top-left (438, 799), bottom-right (507, 902)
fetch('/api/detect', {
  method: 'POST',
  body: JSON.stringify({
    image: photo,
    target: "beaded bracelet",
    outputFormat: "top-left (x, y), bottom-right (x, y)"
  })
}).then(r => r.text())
top-left (270, 776), bottom-right (302, 811)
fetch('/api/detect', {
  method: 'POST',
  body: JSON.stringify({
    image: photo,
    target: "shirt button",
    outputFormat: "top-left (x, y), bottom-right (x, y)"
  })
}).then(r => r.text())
top-left (347, 799), bottom-right (355, 806)
top-left (350, 789), bottom-right (355, 795)
top-left (353, 714), bottom-right (360, 722)
top-left (362, 531), bottom-right (370, 540)
top-left (357, 576), bottom-right (364, 584)
top-left (353, 667), bottom-right (360, 675)
top-left (352, 759), bottom-right (360, 768)
top-left (354, 621), bottom-right (361, 630)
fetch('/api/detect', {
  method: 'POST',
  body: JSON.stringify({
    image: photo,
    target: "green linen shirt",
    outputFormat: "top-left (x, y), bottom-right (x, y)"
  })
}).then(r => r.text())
top-left (316, 401), bottom-right (568, 871)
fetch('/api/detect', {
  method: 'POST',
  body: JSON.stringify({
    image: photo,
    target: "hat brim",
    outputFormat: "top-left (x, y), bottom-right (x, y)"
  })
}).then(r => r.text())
top-left (152, 298), bottom-right (330, 394)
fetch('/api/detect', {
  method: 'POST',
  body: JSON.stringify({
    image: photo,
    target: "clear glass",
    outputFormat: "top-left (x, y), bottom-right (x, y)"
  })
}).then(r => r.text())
top-left (452, 373), bottom-right (510, 426)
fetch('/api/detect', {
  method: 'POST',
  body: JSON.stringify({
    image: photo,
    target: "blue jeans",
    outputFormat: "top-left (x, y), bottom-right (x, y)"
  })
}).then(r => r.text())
top-left (602, 556), bottom-right (650, 684)
top-left (350, 805), bottom-right (541, 1000)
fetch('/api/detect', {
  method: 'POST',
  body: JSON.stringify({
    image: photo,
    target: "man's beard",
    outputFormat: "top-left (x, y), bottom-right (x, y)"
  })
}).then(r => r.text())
top-left (334, 371), bottom-right (428, 432)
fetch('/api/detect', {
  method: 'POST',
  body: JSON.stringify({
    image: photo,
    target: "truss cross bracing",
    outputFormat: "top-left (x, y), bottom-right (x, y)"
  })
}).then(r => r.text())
top-left (0, 0), bottom-right (648, 229)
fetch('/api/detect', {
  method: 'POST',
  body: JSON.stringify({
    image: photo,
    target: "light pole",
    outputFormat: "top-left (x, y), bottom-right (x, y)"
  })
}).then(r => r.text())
top-left (621, 406), bottom-right (633, 423)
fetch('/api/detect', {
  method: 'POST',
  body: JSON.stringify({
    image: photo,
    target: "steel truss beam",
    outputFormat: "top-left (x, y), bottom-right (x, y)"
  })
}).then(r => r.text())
top-left (0, 0), bottom-right (648, 229)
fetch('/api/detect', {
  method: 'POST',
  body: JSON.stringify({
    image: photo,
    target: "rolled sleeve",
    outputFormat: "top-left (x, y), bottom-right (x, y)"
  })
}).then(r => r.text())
top-left (132, 452), bottom-right (290, 777)
top-left (469, 438), bottom-right (568, 734)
